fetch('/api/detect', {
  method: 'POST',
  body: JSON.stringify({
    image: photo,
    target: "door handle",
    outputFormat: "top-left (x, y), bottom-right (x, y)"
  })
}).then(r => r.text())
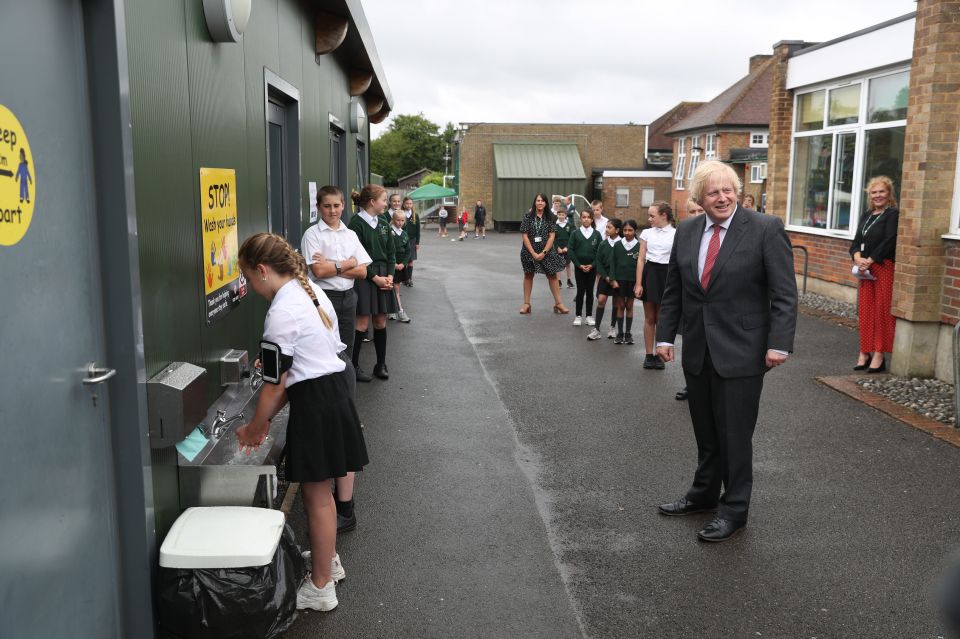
top-left (83, 363), bottom-right (117, 385)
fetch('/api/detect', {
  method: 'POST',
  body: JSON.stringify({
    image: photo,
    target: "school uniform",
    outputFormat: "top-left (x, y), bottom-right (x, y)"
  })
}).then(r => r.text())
top-left (595, 236), bottom-right (619, 296)
top-left (609, 237), bottom-right (640, 296)
top-left (404, 210), bottom-right (420, 261)
top-left (638, 224), bottom-right (675, 304)
top-left (347, 210), bottom-right (398, 315)
top-left (301, 219), bottom-right (372, 351)
top-left (568, 226), bottom-right (602, 317)
top-left (554, 220), bottom-right (573, 265)
top-left (595, 215), bottom-right (609, 240)
top-left (391, 225), bottom-right (411, 284)
top-left (264, 279), bottom-right (368, 482)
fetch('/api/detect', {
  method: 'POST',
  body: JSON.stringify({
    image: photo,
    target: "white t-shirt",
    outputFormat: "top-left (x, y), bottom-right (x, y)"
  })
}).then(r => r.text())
top-left (263, 279), bottom-right (346, 387)
top-left (639, 225), bottom-right (676, 264)
top-left (301, 219), bottom-right (372, 291)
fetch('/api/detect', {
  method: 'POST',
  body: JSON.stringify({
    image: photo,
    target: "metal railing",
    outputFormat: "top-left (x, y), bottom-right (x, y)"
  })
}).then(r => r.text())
top-left (791, 244), bottom-right (809, 295)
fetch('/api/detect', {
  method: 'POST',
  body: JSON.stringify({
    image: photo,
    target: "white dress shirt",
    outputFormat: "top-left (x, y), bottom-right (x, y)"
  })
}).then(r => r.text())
top-left (639, 225), bottom-right (676, 264)
top-left (301, 219), bottom-right (372, 291)
top-left (264, 279), bottom-right (346, 387)
top-left (698, 209), bottom-right (736, 280)
top-left (358, 210), bottom-right (379, 228)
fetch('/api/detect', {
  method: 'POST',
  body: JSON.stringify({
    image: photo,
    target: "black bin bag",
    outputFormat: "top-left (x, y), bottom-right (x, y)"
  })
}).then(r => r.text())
top-left (157, 523), bottom-right (305, 639)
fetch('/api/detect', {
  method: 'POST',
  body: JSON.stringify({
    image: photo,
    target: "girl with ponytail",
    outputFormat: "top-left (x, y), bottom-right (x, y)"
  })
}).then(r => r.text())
top-left (236, 232), bottom-right (369, 613)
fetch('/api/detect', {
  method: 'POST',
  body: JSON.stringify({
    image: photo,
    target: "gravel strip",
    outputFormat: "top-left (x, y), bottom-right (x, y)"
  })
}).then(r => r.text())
top-left (856, 376), bottom-right (956, 426)
top-left (800, 291), bottom-right (858, 322)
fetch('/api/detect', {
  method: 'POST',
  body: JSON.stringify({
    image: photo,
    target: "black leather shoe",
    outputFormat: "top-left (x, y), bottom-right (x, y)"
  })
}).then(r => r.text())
top-left (675, 387), bottom-right (688, 401)
top-left (867, 357), bottom-right (886, 373)
top-left (657, 497), bottom-right (717, 517)
top-left (373, 364), bottom-right (389, 379)
top-left (337, 512), bottom-right (357, 533)
top-left (355, 367), bottom-right (372, 383)
top-left (697, 516), bottom-right (746, 542)
top-left (853, 353), bottom-right (873, 371)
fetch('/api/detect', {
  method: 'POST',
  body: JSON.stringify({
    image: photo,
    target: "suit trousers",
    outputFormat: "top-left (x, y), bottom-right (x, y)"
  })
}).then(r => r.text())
top-left (683, 347), bottom-right (765, 523)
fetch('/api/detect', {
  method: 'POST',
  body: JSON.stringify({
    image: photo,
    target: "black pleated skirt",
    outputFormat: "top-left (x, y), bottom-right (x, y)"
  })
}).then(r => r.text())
top-left (284, 370), bottom-right (369, 482)
top-left (641, 261), bottom-right (668, 303)
top-left (355, 262), bottom-right (399, 315)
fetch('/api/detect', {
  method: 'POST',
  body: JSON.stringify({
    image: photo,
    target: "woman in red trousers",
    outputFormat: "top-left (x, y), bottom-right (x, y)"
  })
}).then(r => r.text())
top-left (850, 175), bottom-right (900, 373)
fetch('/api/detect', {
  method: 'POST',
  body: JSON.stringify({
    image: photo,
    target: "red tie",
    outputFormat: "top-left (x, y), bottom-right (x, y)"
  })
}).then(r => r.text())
top-left (701, 223), bottom-right (722, 289)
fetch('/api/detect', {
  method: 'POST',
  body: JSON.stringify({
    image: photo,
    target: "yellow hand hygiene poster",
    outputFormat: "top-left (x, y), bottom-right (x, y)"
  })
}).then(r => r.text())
top-left (200, 167), bottom-right (241, 324)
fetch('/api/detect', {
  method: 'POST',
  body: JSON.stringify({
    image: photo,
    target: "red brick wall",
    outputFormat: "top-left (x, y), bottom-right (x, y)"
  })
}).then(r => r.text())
top-left (787, 231), bottom-right (857, 287)
top-left (601, 176), bottom-right (672, 223)
top-left (941, 240), bottom-right (960, 324)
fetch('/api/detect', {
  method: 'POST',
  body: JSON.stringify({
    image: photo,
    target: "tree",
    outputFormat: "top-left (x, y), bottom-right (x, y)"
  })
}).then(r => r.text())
top-left (419, 171), bottom-right (444, 187)
top-left (371, 113), bottom-right (456, 185)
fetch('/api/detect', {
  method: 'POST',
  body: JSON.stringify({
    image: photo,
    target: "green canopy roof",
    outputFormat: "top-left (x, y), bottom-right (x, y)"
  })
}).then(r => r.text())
top-left (406, 183), bottom-right (457, 200)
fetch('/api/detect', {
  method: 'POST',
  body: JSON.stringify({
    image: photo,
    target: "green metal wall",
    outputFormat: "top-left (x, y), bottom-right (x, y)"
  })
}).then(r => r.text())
top-left (493, 178), bottom-right (587, 223)
top-left (125, 0), bottom-right (368, 534)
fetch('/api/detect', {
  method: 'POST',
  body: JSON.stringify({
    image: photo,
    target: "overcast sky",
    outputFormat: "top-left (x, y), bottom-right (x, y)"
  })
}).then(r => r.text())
top-left (364, 0), bottom-right (915, 138)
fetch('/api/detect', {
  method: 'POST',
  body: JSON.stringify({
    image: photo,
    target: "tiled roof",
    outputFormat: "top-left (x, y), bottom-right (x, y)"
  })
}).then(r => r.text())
top-left (647, 102), bottom-right (706, 151)
top-left (666, 57), bottom-right (775, 134)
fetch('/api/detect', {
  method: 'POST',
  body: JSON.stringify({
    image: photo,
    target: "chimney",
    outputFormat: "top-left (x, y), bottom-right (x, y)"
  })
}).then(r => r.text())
top-left (749, 54), bottom-right (772, 73)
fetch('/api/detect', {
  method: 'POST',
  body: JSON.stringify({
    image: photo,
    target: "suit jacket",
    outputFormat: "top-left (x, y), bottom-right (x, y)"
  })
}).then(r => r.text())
top-left (655, 207), bottom-right (797, 378)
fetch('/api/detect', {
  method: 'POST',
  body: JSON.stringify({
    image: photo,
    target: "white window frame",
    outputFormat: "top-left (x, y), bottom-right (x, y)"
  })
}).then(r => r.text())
top-left (750, 163), bottom-right (767, 183)
top-left (688, 135), bottom-right (701, 179)
top-left (948, 131), bottom-right (960, 236)
top-left (641, 187), bottom-right (655, 207)
top-left (675, 137), bottom-right (686, 190)
top-left (616, 187), bottom-right (630, 208)
top-left (705, 134), bottom-right (716, 159)
top-left (749, 132), bottom-right (769, 148)
top-left (786, 67), bottom-right (909, 238)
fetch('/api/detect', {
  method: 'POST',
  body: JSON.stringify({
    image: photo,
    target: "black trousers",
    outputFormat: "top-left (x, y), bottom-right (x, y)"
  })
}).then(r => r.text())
top-left (574, 268), bottom-right (595, 316)
top-left (683, 347), bottom-right (764, 523)
top-left (324, 288), bottom-right (356, 352)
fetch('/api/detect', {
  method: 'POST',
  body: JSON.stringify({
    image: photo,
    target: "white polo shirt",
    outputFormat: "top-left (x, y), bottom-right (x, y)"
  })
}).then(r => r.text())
top-left (639, 225), bottom-right (676, 264)
top-left (301, 219), bottom-right (372, 291)
top-left (264, 279), bottom-right (346, 387)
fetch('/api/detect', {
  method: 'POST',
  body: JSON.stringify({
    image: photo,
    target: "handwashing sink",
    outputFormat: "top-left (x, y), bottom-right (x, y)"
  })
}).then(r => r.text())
top-left (177, 381), bottom-right (288, 508)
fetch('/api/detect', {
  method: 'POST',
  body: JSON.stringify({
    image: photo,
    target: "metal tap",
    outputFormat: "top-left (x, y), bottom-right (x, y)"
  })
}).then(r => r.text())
top-left (210, 409), bottom-right (244, 438)
top-left (250, 366), bottom-right (263, 391)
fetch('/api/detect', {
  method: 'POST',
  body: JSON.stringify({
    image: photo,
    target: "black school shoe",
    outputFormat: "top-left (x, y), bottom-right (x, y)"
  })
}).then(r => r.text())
top-left (642, 354), bottom-right (657, 369)
top-left (653, 355), bottom-right (665, 370)
top-left (337, 511), bottom-right (357, 533)
top-left (373, 364), bottom-right (389, 380)
top-left (625, 332), bottom-right (634, 345)
top-left (355, 367), bottom-right (372, 382)
top-left (614, 333), bottom-right (624, 345)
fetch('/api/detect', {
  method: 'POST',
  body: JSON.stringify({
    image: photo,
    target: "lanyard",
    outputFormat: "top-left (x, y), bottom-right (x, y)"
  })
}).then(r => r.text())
top-left (860, 210), bottom-right (885, 252)
top-left (533, 215), bottom-right (545, 235)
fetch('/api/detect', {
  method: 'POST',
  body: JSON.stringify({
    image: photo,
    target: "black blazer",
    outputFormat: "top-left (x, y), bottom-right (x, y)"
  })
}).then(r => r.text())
top-left (848, 206), bottom-right (899, 264)
top-left (656, 207), bottom-right (798, 378)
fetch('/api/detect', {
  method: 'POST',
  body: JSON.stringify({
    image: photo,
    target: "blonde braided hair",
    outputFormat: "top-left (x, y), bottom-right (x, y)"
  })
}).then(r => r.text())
top-left (239, 232), bottom-right (334, 329)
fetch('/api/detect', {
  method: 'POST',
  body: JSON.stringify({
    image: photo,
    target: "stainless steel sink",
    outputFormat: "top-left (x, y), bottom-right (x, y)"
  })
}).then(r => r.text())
top-left (177, 381), bottom-right (288, 508)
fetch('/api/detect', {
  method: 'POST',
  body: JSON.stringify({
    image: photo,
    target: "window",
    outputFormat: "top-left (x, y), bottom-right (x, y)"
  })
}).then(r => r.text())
top-left (688, 135), bottom-right (701, 179)
top-left (641, 187), bottom-right (655, 207)
top-left (616, 187), bottom-right (629, 208)
top-left (675, 137), bottom-right (686, 190)
top-left (749, 133), bottom-right (769, 148)
top-left (705, 134), bottom-right (716, 159)
top-left (750, 163), bottom-right (767, 183)
top-left (788, 68), bottom-right (908, 233)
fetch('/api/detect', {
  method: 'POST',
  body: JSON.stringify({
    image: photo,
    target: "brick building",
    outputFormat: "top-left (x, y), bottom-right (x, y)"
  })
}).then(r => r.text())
top-left (456, 123), bottom-right (647, 226)
top-left (668, 55), bottom-right (775, 218)
top-left (766, 2), bottom-right (960, 380)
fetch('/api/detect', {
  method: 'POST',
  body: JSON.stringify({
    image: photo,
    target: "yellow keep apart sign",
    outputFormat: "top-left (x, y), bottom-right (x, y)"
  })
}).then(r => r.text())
top-left (0, 104), bottom-right (35, 247)
top-left (200, 167), bottom-right (241, 324)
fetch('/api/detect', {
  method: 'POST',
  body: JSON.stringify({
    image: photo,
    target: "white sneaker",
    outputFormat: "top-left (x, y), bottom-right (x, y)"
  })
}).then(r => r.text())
top-left (607, 326), bottom-right (617, 339)
top-left (387, 313), bottom-right (397, 321)
top-left (573, 316), bottom-right (583, 326)
top-left (297, 576), bottom-right (337, 611)
top-left (587, 316), bottom-right (596, 326)
top-left (397, 310), bottom-right (411, 323)
top-left (587, 328), bottom-right (602, 340)
top-left (301, 551), bottom-right (346, 583)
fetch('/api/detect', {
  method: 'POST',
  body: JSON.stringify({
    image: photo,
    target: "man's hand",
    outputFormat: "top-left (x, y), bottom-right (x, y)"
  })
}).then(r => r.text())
top-left (765, 349), bottom-right (788, 368)
top-left (657, 345), bottom-right (674, 362)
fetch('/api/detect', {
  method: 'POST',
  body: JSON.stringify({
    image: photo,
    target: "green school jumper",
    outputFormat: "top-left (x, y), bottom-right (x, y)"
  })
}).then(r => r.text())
top-left (609, 239), bottom-right (641, 282)
top-left (554, 221), bottom-right (573, 250)
top-left (348, 213), bottom-right (396, 278)
top-left (595, 238), bottom-right (618, 282)
top-left (568, 227), bottom-right (601, 267)
top-left (392, 226), bottom-right (411, 265)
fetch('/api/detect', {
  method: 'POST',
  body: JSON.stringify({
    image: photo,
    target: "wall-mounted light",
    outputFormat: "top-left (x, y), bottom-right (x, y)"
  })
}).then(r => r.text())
top-left (203, 0), bottom-right (252, 43)
top-left (349, 98), bottom-right (367, 134)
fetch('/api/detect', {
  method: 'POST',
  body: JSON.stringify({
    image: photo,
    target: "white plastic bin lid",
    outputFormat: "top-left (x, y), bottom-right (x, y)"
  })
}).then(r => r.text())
top-left (159, 507), bottom-right (286, 569)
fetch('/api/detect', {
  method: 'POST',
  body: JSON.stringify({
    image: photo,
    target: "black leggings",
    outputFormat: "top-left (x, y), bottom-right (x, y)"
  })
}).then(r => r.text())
top-left (574, 268), bottom-right (595, 317)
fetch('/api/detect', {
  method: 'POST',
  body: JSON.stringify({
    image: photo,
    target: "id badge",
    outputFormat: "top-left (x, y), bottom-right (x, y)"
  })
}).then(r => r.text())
top-left (534, 236), bottom-right (543, 243)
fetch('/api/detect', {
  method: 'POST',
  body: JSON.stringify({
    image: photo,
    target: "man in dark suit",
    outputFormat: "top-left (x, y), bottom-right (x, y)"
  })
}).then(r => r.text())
top-left (655, 160), bottom-right (797, 542)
